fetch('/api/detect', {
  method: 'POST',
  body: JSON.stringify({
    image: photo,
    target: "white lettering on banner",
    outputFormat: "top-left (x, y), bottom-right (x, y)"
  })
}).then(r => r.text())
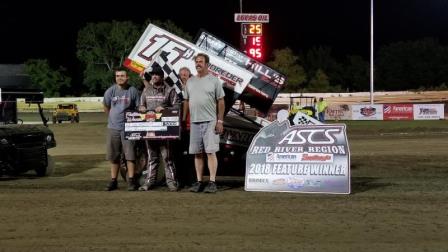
top-left (125, 122), bottom-right (163, 127)
top-left (245, 60), bottom-right (272, 79)
top-left (278, 129), bottom-right (341, 145)
top-left (245, 84), bottom-right (270, 98)
top-left (307, 145), bottom-right (346, 154)
top-left (250, 146), bottom-right (271, 154)
top-left (270, 145), bottom-right (345, 155)
top-left (273, 146), bottom-right (304, 153)
top-left (248, 163), bottom-right (346, 176)
top-left (394, 107), bottom-right (412, 112)
top-left (234, 13), bottom-right (270, 23)
top-left (208, 63), bottom-right (244, 85)
top-left (161, 116), bottom-right (179, 121)
top-left (125, 126), bottom-right (168, 131)
top-left (196, 32), bottom-right (285, 87)
top-left (137, 34), bottom-right (195, 65)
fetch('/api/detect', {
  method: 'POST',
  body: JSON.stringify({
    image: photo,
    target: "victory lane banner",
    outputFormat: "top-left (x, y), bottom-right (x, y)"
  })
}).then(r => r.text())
top-left (245, 121), bottom-right (350, 194)
top-left (124, 107), bottom-right (181, 140)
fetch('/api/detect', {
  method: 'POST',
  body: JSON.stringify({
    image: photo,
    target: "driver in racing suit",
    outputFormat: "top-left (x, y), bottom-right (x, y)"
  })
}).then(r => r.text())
top-left (138, 65), bottom-right (179, 191)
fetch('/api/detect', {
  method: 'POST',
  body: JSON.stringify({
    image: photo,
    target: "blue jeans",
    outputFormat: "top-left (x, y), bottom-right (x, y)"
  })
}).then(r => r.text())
top-left (318, 112), bottom-right (325, 122)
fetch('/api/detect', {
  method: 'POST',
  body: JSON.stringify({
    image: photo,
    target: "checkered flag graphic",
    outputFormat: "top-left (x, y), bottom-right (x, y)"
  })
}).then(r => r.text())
top-left (147, 50), bottom-right (184, 100)
top-left (292, 111), bottom-right (323, 125)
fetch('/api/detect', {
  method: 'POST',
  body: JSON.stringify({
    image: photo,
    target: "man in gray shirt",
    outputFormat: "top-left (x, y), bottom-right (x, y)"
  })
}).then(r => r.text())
top-left (103, 67), bottom-right (140, 191)
top-left (184, 53), bottom-right (225, 193)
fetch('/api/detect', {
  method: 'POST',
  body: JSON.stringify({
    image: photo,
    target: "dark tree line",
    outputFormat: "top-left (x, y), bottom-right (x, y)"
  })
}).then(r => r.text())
top-left (269, 38), bottom-right (448, 93)
top-left (24, 20), bottom-right (448, 97)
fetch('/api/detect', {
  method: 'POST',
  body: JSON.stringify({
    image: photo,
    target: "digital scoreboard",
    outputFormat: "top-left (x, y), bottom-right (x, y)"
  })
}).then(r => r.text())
top-left (241, 23), bottom-right (262, 36)
top-left (235, 13), bottom-right (269, 62)
top-left (245, 34), bottom-right (263, 60)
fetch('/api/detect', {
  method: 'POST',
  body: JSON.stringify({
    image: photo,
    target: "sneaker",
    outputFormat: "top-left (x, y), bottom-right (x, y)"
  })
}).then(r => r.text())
top-left (203, 181), bottom-right (218, 193)
top-left (167, 181), bottom-right (179, 192)
top-left (189, 181), bottom-right (205, 193)
top-left (127, 178), bottom-right (138, 191)
top-left (106, 180), bottom-right (118, 191)
top-left (138, 182), bottom-right (154, 191)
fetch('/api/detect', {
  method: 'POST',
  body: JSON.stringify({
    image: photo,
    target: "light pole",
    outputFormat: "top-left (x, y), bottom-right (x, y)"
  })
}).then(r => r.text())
top-left (370, 0), bottom-right (374, 104)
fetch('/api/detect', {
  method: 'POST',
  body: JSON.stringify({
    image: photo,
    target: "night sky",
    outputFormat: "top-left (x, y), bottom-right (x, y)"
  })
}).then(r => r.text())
top-left (1, 0), bottom-right (448, 71)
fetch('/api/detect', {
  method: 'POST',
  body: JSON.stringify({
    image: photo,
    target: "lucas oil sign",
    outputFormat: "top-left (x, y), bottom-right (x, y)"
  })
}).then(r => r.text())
top-left (245, 121), bottom-right (350, 194)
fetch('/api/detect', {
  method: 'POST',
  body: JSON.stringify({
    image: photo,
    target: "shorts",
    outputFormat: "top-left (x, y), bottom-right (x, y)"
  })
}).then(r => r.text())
top-left (189, 121), bottom-right (220, 154)
top-left (106, 128), bottom-right (136, 161)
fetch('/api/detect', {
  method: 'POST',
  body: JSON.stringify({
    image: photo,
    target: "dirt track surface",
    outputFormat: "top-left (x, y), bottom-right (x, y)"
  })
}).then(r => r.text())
top-left (1, 120), bottom-right (448, 251)
top-left (2, 173), bottom-right (448, 251)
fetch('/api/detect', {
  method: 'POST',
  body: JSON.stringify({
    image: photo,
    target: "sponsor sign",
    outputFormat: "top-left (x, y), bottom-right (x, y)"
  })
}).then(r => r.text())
top-left (351, 104), bottom-right (383, 120)
top-left (326, 104), bottom-right (352, 120)
top-left (234, 13), bottom-right (270, 23)
top-left (195, 31), bottom-right (286, 113)
top-left (413, 104), bottom-right (445, 120)
top-left (383, 104), bottom-right (413, 120)
top-left (245, 121), bottom-right (350, 194)
top-left (124, 24), bottom-right (254, 96)
top-left (124, 107), bottom-right (181, 140)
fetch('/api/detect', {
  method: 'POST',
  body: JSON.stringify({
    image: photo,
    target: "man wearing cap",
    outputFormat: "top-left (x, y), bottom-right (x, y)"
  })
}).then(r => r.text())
top-left (138, 65), bottom-right (179, 191)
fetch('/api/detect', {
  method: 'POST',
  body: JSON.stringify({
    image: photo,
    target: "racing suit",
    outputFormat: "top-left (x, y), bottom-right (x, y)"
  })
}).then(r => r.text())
top-left (140, 81), bottom-right (179, 188)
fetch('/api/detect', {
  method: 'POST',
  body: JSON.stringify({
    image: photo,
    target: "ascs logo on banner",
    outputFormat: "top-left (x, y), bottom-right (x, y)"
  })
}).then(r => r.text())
top-left (245, 121), bottom-right (350, 194)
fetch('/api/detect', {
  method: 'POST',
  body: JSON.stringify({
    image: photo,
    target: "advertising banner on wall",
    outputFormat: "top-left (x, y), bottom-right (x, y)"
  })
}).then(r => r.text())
top-left (383, 104), bottom-right (413, 120)
top-left (326, 104), bottom-right (352, 121)
top-left (413, 104), bottom-right (445, 120)
top-left (351, 104), bottom-right (383, 120)
top-left (245, 121), bottom-right (350, 194)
